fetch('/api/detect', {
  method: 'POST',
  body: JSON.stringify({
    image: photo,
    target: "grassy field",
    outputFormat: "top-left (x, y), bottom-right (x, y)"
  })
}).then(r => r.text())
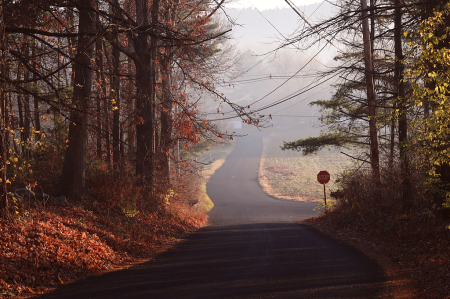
top-left (259, 128), bottom-right (355, 203)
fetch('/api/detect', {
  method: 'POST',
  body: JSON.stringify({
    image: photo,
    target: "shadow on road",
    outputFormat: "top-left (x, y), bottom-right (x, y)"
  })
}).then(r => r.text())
top-left (37, 223), bottom-right (384, 299)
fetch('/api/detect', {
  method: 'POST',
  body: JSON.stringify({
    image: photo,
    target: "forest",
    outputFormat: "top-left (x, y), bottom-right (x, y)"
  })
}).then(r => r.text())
top-left (1, 0), bottom-right (450, 296)
top-left (282, 0), bottom-right (450, 220)
top-left (0, 0), bottom-right (253, 296)
top-left (281, 0), bottom-right (450, 296)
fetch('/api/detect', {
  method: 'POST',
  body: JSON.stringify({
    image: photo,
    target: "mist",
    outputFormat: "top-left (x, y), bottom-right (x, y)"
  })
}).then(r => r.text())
top-left (202, 3), bottom-right (339, 136)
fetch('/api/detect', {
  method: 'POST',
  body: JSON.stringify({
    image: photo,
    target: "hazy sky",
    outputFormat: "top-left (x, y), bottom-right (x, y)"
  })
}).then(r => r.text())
top-left (228, 0), bottom-right (323, 11)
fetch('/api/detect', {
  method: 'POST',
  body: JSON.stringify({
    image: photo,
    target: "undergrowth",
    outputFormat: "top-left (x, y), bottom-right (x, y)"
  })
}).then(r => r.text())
top-left (306, 160), bottom-right (450, 298)
top-left (0, 146), bottom-right (210, 298)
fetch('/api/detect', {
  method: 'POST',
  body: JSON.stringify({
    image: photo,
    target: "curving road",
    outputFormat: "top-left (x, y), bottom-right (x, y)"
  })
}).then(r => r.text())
top-left (38, 134), bottom-right (385, 299)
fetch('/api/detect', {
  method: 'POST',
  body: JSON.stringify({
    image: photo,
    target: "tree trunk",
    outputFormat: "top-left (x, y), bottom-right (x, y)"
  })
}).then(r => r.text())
top-left (0, 82), bottom-right (8, 219)
top-left (95, 3), bottom-right (103, 160)
top-left (32, 45), bottom-right (41, 146)
top-left (0, 5), bottom-right (9, 217)
top-left (23, 46), bottom-right (31, 158)
top-left (158, 2), bottom-right (175, 182)
top-left (159, 55), bottom-right (172, 181)
top-left (394, 0), bottom-right (410, 211)
top-left (126, 57), bottom-right (135, 166)
top-left (360, 0), bottom-right (380, 183)
top-left (134, 0), bottom-right (151, 180)
top-left (135, 0), bottom-right (159, 186)
top-left (102, 40), bottom-right (111, 167)
top-left (111, 0), bottom-right (121, 168)
top-left (389, 104), bottom-right (395, 167)
top-left (55, 0), bottom-right (95, 200)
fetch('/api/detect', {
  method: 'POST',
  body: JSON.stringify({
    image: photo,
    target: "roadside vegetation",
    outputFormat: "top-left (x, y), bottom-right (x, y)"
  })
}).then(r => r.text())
top-left (259, 129), bottom-right (353, 202)
top-left (0, 138), bottom-right (236, 297)
top-left (0, 0), bottom-right (247, 296)
top-left (267, 1), bottom-right (450, 296)
top-left (0, 138), bottom-right (234, 298)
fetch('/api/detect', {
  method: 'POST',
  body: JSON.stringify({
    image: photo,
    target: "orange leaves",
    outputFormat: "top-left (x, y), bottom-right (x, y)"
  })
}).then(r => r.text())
top-left (0, 191), bottom-right (205, 298)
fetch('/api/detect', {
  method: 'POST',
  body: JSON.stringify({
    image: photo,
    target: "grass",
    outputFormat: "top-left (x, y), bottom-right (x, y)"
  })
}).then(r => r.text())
top-left (259, 129), bottom-right (354, 202)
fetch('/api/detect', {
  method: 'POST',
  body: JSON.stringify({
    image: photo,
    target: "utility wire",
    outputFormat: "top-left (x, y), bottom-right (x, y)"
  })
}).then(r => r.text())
top-left (271, 86), bottom-right (332, 114)
top-left (284, 0), bottom-right (345, 53)
top-left (242, 0), bottom-right (330, 108)
top-left (214, 1), bottom-right (335, 119)
top-left (209, 71), bottom-right (339, 121)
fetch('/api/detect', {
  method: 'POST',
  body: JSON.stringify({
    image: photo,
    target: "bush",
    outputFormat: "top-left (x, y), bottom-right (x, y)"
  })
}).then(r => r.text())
top-left (332, 160), bottom-right (428, 213)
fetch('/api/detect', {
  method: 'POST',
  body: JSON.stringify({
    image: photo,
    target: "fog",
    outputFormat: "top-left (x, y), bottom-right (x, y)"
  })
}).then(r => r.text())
top-left (203, 3), bottom-right (339, 136)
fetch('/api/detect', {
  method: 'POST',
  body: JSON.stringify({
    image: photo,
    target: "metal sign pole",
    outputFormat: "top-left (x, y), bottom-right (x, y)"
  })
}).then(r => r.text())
top-left (317, 170), bottom-right (330, 212)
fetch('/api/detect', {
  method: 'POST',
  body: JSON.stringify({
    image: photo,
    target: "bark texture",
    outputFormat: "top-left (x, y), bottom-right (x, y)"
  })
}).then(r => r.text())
top-left (360, 0), bottom-right (380, 183)
top-left (55, 0), bottom-right (95, 200)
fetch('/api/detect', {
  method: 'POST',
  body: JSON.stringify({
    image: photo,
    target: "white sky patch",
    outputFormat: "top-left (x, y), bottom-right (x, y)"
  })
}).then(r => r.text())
top-left (228, 0), bottom-right (323, 11)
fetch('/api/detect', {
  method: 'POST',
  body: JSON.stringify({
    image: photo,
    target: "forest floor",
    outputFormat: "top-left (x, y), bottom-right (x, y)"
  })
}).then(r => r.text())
top-left (303, 208), bottom-right (450, 298)
top-left (260, 130), bottom-right (450, 298)
top-left (0, 143), bottom-right (236, 299)
top-left (0, 202), bottom-right (208, 299)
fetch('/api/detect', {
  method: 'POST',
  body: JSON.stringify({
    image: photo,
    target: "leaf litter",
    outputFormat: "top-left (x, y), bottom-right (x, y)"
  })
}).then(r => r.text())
top-left (0, 204), bottom-right (206, 298)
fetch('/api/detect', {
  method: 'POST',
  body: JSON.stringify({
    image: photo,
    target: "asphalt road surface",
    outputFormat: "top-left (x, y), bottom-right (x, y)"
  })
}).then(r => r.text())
top-left (37, 134), bottom-right (385, 299)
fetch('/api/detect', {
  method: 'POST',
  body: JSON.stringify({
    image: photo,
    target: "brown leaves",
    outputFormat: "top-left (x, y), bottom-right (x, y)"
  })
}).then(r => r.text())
top-left (304, 208), bottom-right (450, 298)
top-left (0, 202), bottom-right (203, 298)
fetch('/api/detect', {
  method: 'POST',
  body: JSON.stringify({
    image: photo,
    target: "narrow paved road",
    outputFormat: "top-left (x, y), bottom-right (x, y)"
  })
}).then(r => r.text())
top-left (38, 134), bottom-right (385, 299)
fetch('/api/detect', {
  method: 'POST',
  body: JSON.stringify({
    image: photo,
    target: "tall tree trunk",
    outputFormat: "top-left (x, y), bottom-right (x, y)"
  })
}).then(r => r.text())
top-left (135, 0), bottom-right (151, 181)
top-left (32, 45), bottom-right (41, 146)
top-left (135, 0), bottom-right (160, 187)
top-left (23, 46), bottom-right (31, 158)
top-left (56, 0), bottom-right (95, 200)
top-left (360, 0), bottom-right (380, 183)
top-left (0, 80), bottom-right (8, 218)
top-left (0, 4), bottom-right (9, 218)
top-left (102, 40), bottom-right (111, 167)
top-left (126, 57), bottom-right (135, 166)
top-left (159, 56), bottom-right (172, 181)
top-left (111, 0), bottom-right (121, 167)
top-left (16, 64), bottom-right (25, 154)
top-left (394, 0), bottom-right (410, 211)
top-left (17, 93), bottom-right (24, 152)
top-left (159, 1), bottom-right (175, 183)
top-left (95, 3), bottom-right (103, 160)
top-left (389, 104), bottom-right (395, 167)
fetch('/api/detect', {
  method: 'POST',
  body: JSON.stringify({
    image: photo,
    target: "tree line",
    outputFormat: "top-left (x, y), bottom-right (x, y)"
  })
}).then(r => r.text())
top-left (282, 0), bottom-right (450, 220)
top-left (0, 0), bottom-right (255, 217)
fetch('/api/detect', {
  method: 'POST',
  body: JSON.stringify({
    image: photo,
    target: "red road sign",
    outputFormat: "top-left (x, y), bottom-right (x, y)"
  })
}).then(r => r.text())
top-left (317, 171), bottom-right (330, 184)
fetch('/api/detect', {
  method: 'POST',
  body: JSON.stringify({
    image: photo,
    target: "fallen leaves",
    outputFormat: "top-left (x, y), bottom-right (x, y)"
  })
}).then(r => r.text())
top-left (0, 203), bottom-right (206, 298)
top-left (304, 208), bottom-right (450, 298)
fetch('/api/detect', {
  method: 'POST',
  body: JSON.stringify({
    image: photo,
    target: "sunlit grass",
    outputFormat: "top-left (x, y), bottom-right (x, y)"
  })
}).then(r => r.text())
top-left (259, 130), bottom-right (354, 202)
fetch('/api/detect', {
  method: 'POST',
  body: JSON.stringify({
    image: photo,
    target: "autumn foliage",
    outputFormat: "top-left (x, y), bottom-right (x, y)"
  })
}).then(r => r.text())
top-left (0, 153), bottom-right (208, 298)
top-left (0, 0), bottom-right (239, 295)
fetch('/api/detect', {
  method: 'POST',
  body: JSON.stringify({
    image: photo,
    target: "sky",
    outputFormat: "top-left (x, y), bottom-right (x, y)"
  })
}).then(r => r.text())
top-left (228, 0), bottom-right (323, 11)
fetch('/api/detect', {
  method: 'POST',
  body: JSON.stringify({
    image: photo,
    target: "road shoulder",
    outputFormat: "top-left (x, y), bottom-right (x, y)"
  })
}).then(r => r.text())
top-left (300, 219), bottom-right (417, 299)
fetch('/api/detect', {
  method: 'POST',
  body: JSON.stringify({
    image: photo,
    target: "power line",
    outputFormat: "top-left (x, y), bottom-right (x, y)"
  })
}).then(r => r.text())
top-left (213, 1), bottom-right (336, 120)
top-left (209, 71), bottom-right (339, 121)
top-left (248, 41), bottom-right (329, 107)
top-left (225, 73), bottom-right (318, 85)
top-left (240, 1), bottom-right (331, 108)
top-left (271, 115), bottom-right (319, 118)
top-left (284, 0), bottom-right (345, 53)
top-left (271, 86), bottom-right (332, 114)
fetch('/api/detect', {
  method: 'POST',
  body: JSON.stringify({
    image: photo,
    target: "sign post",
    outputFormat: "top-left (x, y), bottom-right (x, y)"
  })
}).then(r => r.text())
top-left (317, 171), bottom-right (330, 210)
